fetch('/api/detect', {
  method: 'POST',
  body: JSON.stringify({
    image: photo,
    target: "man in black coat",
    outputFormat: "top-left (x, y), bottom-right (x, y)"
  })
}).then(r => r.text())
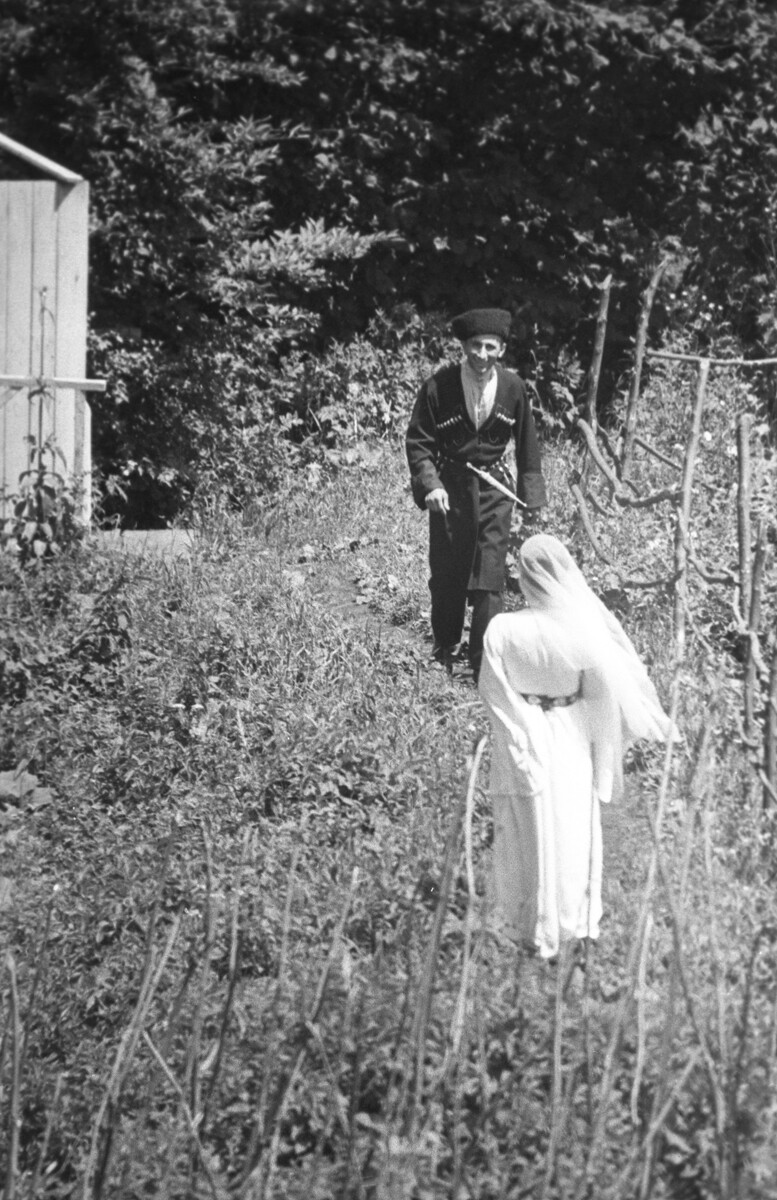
top-left (405, 307), bottom-right (547, 680)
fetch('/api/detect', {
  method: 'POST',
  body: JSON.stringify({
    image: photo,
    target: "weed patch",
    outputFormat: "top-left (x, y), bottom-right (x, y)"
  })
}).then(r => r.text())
top-left (2, 374), bottom-right (777, 1197)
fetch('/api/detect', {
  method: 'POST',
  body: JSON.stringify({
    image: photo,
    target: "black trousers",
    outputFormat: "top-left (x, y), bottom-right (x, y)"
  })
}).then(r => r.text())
top-left (430, 580), bottom-right (503, 675)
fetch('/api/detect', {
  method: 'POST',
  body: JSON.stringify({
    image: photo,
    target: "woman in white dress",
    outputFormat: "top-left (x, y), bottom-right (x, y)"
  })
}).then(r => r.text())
top-left (478, 534), bottom-right (674, 959)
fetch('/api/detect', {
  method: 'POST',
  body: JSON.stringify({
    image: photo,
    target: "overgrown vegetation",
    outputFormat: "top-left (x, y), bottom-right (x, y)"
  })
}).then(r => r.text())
top-left (1, 346), bottom-right (776, 1196)
top-left (2, 2), bottom-right (777, 1193)
top-left (0, 380), bottom-right (89, 565)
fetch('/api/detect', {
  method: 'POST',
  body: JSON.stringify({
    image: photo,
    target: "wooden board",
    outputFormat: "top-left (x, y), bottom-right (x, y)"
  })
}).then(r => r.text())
top-left (0, 185), bottom-right (8, 499)
top-left (55, 182), bottom-right (89, 501)
top-left (1, 182), bottom-right (34, 501)
top-left (0, 179), bottom-right (91, 519)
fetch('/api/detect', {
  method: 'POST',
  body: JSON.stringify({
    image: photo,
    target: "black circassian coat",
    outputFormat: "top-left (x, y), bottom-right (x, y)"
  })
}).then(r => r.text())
top-left (405, 363), bottom-right (547, 593)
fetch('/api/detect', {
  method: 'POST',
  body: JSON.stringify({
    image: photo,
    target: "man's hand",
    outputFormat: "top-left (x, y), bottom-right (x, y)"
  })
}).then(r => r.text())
top-left (425, 487), bottom-right (450, 514)
top-left (521, 508), bottom-right (542, 532)
top-left (509, 507), bottom-right (542, 552)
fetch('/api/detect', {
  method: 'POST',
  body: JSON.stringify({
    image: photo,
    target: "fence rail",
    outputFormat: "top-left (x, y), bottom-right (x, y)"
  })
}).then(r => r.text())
top-left (574, 269), bottom-right (777, 807)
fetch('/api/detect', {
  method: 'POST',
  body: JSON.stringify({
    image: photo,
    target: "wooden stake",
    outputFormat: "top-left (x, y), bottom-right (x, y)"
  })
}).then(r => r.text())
top-left (3, 955), bottom-right (22, 1200)
top-left (764, 643), bottom-right (777, 810)
top-left (621, 257), bottom-right (671, 475)
top-left (744, 523), bottom-right (768, 739)
top-left (406, 741), bottom-right (485, 1138)
top-left (647, 351), bottom-right (777, 367)
top-left (584, 274), bottom-right (612, 435)
top-left (736, 414), bottom-right (753, 625)
top-left (673, 359), bottom-right (709, 662)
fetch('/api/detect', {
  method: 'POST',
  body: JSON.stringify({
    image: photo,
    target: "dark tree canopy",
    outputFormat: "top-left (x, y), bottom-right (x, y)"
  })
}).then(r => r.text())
top-left (1, 0), bottom-right (775, 517)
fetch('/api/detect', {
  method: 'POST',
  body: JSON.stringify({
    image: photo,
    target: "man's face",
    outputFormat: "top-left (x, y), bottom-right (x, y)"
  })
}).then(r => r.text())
top-left (463, 335), bottom-right (505, 376)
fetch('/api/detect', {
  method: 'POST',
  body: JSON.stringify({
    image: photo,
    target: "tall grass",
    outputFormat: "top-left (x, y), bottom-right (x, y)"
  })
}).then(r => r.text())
top-left (1, 359), bottom-right (776, 1198)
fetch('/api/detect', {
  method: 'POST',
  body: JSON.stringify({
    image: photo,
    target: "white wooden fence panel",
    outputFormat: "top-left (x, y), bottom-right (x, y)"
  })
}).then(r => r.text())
top-left (1, 182), bottom-right (34, 502)
top-left (30, 182), bottom-right (58, 483)
top-left (0, 179), bottom-right (91, 519)
top-left (55, 183), bottom-right (89, 490)
top-left (0, 186), bottom-right (8, 492)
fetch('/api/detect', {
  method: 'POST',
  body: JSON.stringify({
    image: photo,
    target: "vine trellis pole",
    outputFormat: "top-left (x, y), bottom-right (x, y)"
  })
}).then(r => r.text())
top-left (574, 269), bottom-right (777, 806)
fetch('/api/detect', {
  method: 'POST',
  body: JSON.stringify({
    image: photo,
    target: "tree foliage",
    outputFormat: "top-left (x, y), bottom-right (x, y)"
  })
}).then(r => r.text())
top-left (1, 0), bottom-right (775, 519)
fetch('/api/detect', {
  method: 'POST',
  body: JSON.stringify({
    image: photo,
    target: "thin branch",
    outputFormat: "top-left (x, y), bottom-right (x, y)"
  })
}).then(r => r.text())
top-left (571, 482), bottom-right (616, 566)
top-left (541, 945), bottom-right (571, 1199)
top-left (673, 359), bottom-right (709, 661)
top-left (83, 916), bottom-right (181, 1200)
top-left (760, 768), bottom-right (777, 808)
top-left (597, 425), bottom-right (624, 481)
top-left (687, 550), bottom-right (736, 586)
top-left (201, 831), bottom-right (253, 1136)
top-left (408, 740), bottom-right (486, 1138)
top-left (141, 1033), bottom-right (224, 1200)
top-left (614, 1051), bottom-right (703, 1198)
top-left (578, 420), bottom-right (678, 508)
top-left (574, 674), bottom-right (682, 1199)
top-left (634, 435), bottom-right (718, 495)
top-left (744, 525), bottom-right (768, 738)
top-left (237, 870), bottom-right (359, 1199)
top-left (576, 419), bottom-right (621, 494)
top-left (3, 956), bottom-right (22, 1200)
top-left (30, 1074), bottom-right (64, 1198)
top-left (617, 487), bottom-right (683, 510)
top-left (764, 644), bottom-right (777, 809)
top-left (570, 482), bottom-right (678, 589)
top-left (630, 914), bottom-right (653, 1126)
top-left (647, 351), bottom-right (777, 366)
top-left (634, 434), bottom-right (682, 471)
top-left (447, 739), bottom-right (487, 1063)
top-left (585, 487), bottom-right (612, 518)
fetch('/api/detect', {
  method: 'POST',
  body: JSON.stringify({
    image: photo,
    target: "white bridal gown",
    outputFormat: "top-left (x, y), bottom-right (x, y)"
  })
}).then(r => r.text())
top-left (479, 609), bottom-right (609, 959)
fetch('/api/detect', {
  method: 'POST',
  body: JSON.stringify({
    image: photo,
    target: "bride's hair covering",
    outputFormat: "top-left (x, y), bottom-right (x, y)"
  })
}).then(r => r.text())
top-left (517, 534), bottom-right (676, 800)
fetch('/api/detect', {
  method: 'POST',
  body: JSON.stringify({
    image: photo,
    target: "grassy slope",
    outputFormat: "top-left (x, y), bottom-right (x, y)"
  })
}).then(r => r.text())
top-left (1, 360), bottom-right (777, 1199)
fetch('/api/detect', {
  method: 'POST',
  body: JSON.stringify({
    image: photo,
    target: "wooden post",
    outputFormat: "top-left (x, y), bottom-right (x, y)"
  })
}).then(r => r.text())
top-left (735, 414), bottom-right (753, 625)
top-left (744, 523), bottom-right (767, 740)
top-left (620, 258), bottom-right (671, 476)
top-left (673, 359), bottom-right (709, 662)
top-left (765, 643), bottom-right (777, 809)
top-left (584, 274), bottom-right (612, 436)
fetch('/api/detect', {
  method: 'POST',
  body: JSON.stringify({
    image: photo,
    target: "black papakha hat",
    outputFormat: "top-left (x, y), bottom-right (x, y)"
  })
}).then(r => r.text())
top-left (451, 307), bottom-right (511, 342)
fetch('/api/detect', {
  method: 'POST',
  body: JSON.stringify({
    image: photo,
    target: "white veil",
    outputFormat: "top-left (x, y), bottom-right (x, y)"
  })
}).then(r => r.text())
top-left (517, 534), bottom-right (675, 801)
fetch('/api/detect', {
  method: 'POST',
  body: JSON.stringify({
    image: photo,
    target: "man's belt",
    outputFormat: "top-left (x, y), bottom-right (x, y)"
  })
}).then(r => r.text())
top-left (438, 452), bottom-right (521, 502)
top-left (438, 450), bottom-right (510, 472)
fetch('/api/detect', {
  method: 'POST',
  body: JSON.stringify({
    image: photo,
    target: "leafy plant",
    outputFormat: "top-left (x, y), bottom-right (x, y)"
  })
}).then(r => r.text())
top-left (1, 428), bottom-right (86, 564)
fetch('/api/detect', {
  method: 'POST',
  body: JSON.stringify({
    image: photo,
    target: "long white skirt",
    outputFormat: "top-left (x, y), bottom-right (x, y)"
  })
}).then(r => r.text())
top-left (489, 706), bottom-right (602, 958)
top-left (479, 612), bottom-right (604, 959)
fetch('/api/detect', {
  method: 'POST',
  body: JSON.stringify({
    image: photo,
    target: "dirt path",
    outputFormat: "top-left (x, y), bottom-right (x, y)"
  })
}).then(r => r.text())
top-left (92, 528), bottom-right (195, 558)
top-left (101, 497), bottom-right (653, 921)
